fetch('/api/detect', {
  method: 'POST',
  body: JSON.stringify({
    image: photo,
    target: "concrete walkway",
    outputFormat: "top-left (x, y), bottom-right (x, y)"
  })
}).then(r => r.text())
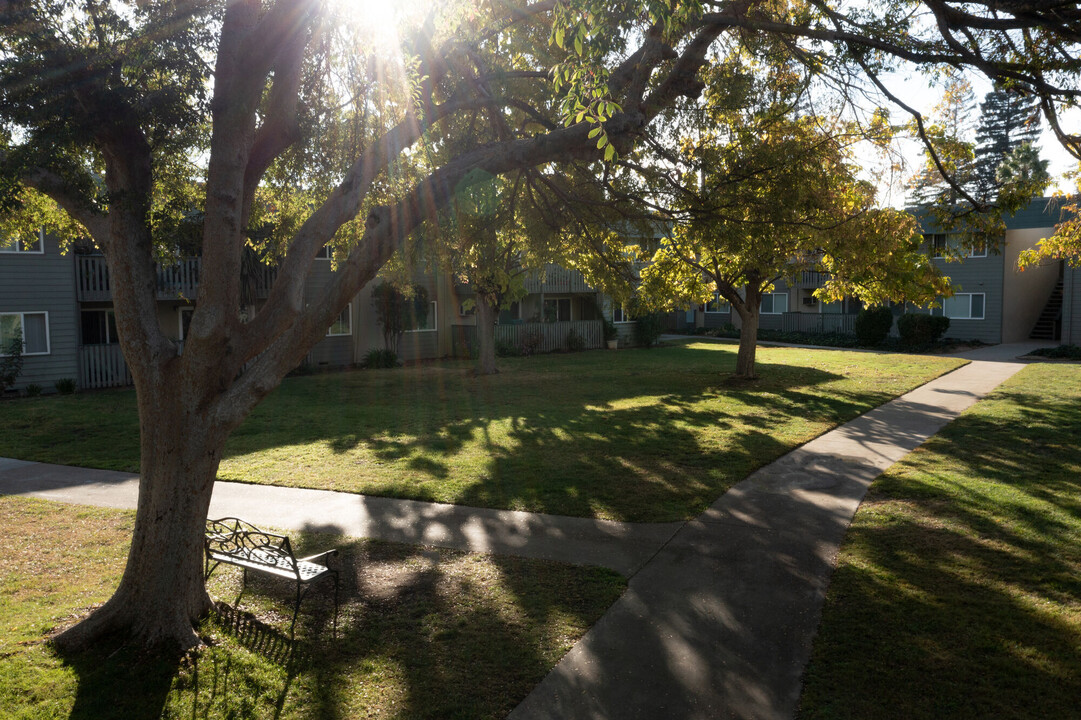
top-left (0, 342), bottom-right (1049, 718)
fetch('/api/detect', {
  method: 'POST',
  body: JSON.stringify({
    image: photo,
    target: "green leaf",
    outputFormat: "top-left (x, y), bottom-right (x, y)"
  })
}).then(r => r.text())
top-left (604, 144), bottom-right (615, 162)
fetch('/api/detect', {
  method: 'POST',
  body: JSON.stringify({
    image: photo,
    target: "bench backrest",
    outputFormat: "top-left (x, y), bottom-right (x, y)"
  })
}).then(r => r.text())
top-left (205, 517), bottom-right (299, 579)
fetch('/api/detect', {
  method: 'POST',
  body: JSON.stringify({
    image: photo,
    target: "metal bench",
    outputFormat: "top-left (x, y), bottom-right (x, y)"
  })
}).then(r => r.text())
top-left (204, 517), bottom-right (339, 634)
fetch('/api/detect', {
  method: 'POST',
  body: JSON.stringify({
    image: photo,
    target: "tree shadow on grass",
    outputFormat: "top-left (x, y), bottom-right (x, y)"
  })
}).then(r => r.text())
top-left (799, 387), bottom-right (1081, 719)
top-left (80, 528), bottom-right (625, 720)
top-left (222, 347), bottom-right (903, 522)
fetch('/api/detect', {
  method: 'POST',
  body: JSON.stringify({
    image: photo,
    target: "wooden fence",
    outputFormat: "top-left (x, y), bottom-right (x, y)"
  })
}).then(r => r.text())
top-left (79, 344), bottom-right (132, 389)
top-left (76, 255), bottom-right (277, 302)
top-left (451, 320), bottom-right (604, 357)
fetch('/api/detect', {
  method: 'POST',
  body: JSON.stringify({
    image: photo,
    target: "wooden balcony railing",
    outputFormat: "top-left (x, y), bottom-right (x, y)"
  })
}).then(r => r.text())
top-left (76, 255), bottom-right (277, 303)
top-left (522, 264), bottom-right (595, 294)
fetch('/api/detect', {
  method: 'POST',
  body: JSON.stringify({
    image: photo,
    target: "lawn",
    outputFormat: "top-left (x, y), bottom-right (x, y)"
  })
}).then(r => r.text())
top-left (0, 495), bottom-right (625, 720)
top-left (0, 343), bottom-right (965, 522)
top-left (798, 363), bottom-right (1081, 719)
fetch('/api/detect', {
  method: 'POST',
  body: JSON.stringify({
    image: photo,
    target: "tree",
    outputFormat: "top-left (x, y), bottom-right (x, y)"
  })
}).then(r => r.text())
top-left (909, 76), bottom-right (979, 207)
top-left (638, 79), bottom-right (948, 378)
top-left (1, 0), bottom-right (1079, 652)
top-left (973, 87), bottom-right (1043, 199)
top-left (370, 281), bottom-right (429, 355)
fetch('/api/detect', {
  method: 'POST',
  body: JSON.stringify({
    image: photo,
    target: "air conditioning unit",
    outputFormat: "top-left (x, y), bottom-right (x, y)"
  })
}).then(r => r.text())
top-left (802, 297), bottom-right (817, 306)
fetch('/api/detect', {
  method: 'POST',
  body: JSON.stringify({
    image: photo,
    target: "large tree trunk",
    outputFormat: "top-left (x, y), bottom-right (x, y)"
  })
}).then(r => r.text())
top-left (55, 390), bottom-right (227, 652)
top-left (474, 294), bottom-right (499, 375)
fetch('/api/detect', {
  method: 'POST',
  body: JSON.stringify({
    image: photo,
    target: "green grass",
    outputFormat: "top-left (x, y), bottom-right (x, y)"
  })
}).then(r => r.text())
top-left (0, 343), bottom-right (964, 522)
top-left (798, 363), bottom-right (1081, 719)
top-left (0, 495), bottom-right (625, 719)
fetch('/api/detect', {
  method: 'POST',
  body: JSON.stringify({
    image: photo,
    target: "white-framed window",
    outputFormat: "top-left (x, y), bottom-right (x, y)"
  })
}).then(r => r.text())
top-left (0, 311), bottom-right (50, 355)
top-left (404, 301), bottom-right (437, 332)
top-left (704, 294), bottom-right (730, 313)
top-left (327, 304), bottom-right (352, 336)
top-left (315, 244), bottom-right (333, 260)
top-left (81, 310), bottom-right (119, 345)
top-left (760, 293), bottom-right (788, 314)
top-left (0, 229), bottom-right (44, 254)
top-left (458, 302), bottom-right (475, 316)
top-left (927, 233), bottom-right (988, 259)
top-left (613, 305), bottom-right (632, 323)
top-left (940, 293), bottom-right (985, 320)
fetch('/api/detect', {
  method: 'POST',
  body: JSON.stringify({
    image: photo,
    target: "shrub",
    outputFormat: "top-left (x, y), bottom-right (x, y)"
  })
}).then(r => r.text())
top-left (0, 329), bottom-right (23, 393)
top-left (854, 306), bottom-right (895, 347)
top-left (495, 341), bottom-right (521, 357)
top-left (566, 328), bottom-right (586, 352)
top-left (24, 384), bottom-right (42, 397)
top-left (363, 348), bottom-right (399, 368)
top-left (55, 378), bottom-right (77, 394)
top-left (602, 319), bottom-right (618, 342)
top-left (634, 313), bottom-right (665, 349)
top-left (1028, 344), bottom-right (1081, 360)
top-left (897, 314), bottom-right (950, 347)
top-left (520, 330), bottom-right (544, 356)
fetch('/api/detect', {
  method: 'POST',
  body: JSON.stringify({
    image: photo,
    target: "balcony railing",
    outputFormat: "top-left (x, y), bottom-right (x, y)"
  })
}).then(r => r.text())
top-left (522, 264), bottom-right (595, 294)
top-left (76, 255), bottom-right (277, 303)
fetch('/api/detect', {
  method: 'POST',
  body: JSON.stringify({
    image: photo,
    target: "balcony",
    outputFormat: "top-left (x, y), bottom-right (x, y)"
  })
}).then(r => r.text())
top-left (76, 255), bottom-right (277, 303)
top-left (522, 264), bottom-right (596, 294)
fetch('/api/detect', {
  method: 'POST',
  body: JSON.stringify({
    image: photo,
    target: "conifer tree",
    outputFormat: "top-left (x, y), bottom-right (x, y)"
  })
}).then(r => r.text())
top-left (973, 88), bottom-right (1043, 198)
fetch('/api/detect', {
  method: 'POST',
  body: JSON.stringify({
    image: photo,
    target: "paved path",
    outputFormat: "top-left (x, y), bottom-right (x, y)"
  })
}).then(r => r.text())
top-left (0, 342), bottom-right (1050, 718)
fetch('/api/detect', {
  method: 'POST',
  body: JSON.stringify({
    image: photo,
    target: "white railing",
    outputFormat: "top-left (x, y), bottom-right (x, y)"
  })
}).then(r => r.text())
top-left (76, 256), bottom-right (277, 302)
top-left (522, 264), bottom-right (595, 294)
top-left (79, 344), bottom-right (132, 389)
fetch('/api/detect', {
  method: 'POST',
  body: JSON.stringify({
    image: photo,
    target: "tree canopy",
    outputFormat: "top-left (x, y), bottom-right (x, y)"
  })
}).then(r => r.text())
top-left (2, 0), bottom-right (1080, 650)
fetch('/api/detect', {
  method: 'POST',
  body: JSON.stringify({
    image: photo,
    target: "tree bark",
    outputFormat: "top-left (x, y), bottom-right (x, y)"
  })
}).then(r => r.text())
top-left (55, 391), bottom-right (226, 652)
top-left (474, 293), bottom-right (500, 375)
top-left (734, 287), bottom-right (761, 379)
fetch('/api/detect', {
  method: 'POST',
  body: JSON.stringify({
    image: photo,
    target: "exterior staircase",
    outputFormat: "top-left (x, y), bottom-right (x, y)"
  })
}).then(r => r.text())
top-left (1030, 278), bottom-right (1063, 341)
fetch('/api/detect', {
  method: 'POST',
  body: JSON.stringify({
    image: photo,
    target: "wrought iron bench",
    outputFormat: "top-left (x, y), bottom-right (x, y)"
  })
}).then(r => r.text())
top-left (204, 517), bottom-right (339, 634)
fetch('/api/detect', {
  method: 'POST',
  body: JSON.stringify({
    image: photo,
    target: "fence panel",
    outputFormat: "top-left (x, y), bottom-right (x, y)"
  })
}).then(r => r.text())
top-left (780, 312), bottom-right (857, 335)
top-left (452, 320), bottom-right (603, 357)
top-left (79, 344), bottom-right (132, 389)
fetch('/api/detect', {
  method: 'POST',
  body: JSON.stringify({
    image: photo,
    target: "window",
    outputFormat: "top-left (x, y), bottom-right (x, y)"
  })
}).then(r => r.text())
top-left (543, 298), bottom-right (571, 322)
top-left (613, 305), bottom-right (631, 323)
top-left (760, 293), bottom-right (788, 314)
top-left (315, 244), bottom-right (333, 260)
top-left (0, 312), bottom-right (50, 355)
top-left (497, 301), bottom-right (521, 324)
top-left (327, 304), bottom-right (352, 336)
top-left (458, 302), bottom-right (475, 316)
top-left (0, 229), bottom-right (44, 254)
top-left (404, 301), bottom-right (437, 332)
top-left (81, 310), bottom-right (119, 345)
top-left (927, 233), bottom-right (988, 259)
top-left (940, 293), bottom-right (985, 320)
top-left (179, 307), bottom-right (194, 341)
top-left (821, 298), bottom-right (862, 314)
top-left (704, 294), bottom-right (730, 313)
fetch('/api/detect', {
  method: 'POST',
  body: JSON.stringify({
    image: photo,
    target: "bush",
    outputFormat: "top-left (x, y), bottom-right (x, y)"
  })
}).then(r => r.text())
top-left (602, 319), bottom-right (618, 342)
top-left (24, 384), bottom-right (42, 397)
top-left (1028, 344), bottom-right (1081, 360)
top-left (520, 330), bottom-right (544, 356)
top-left (897, 314), bottom-right (950, 347)
top-left (495, 341), bottom-right (521, 357)
top-left (55, 378), bottom-right (77, 394)
top-left (363, 348), bottom-right (399, 368)
top-left (566, 328), bottom-right (586, 352)
top-left (854, 306), bottom-right (895, 347)
top-left (634, 313), bottom-right (665, 349)
top-left (0, 330), bottom-right (23, 393)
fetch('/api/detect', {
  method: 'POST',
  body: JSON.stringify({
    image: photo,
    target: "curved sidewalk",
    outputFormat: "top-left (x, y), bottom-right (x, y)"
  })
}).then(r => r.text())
top-left (0, 342), bottom-right (1046, 718)
top-left (508, 344), bottom-right (1041, 719)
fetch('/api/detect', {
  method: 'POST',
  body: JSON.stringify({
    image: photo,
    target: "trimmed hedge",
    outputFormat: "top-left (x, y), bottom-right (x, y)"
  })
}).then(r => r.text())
top-left (854, 306), bottom-right (895, 347)
top-left (897, 313), bottom-right (950, 347)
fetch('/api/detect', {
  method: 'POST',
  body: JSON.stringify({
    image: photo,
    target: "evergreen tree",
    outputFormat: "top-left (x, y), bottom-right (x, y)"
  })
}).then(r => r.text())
top-left (909, 77), bottom-right (979, 207)
top-left (973, 88), bottom-right (1043, 198)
